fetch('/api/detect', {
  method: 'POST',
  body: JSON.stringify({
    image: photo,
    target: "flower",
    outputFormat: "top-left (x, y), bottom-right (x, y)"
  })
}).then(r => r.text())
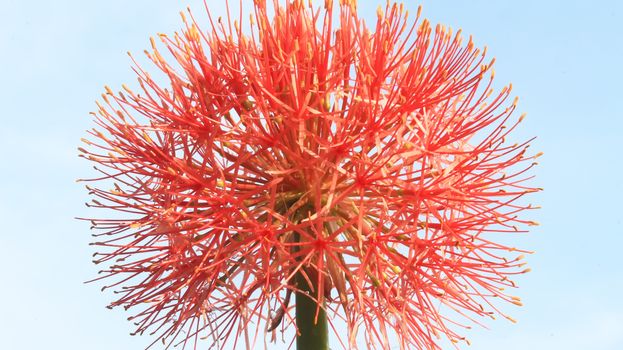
top-left (80, 0), bottom-right (540, 349)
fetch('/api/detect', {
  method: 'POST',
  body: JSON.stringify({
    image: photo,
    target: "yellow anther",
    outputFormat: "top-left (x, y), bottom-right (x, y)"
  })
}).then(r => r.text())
top-left (519, 112), bottom-right (526, 122)
top-left (506, 315), bottom-right (518, 323)
top-left (325, 0), bottom-right (333, 11)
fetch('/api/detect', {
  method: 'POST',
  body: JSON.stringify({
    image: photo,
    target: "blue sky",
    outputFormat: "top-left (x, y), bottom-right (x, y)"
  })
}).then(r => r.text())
top-left (1, 0), bottom-right (621, 349)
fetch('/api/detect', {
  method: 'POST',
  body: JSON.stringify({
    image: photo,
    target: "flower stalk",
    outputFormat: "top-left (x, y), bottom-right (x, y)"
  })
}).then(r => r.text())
top-left (296, 271), bottom-right (329, 350)
top-left (292, 210), bottom-right (329, 350)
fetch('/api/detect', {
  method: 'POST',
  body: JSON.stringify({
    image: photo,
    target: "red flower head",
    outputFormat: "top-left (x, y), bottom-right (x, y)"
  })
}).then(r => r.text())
top-left (80, 0), bottom-right (540, 349)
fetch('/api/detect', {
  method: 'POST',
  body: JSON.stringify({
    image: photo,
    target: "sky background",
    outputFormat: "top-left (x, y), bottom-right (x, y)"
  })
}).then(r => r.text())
top-left (1, 0), bottom-right (622, 349)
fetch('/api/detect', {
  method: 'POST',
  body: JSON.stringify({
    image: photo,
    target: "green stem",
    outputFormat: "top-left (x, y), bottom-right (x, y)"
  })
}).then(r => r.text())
top-left (295, 271), bottom-right (329, 350)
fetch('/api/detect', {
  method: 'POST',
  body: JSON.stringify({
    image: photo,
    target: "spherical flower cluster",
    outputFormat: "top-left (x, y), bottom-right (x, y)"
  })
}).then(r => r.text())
top-left (80, 0), bottom-right (540, 349)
